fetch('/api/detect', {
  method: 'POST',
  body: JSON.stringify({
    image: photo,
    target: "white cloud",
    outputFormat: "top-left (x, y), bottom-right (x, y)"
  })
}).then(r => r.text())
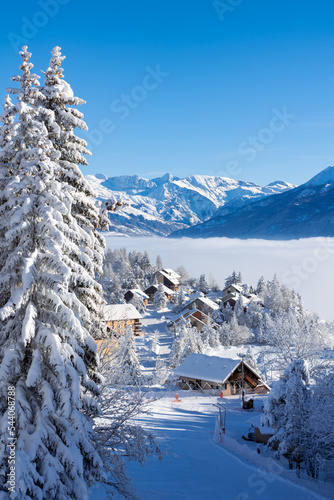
top-left (104, 235), bottom-right (334, 322)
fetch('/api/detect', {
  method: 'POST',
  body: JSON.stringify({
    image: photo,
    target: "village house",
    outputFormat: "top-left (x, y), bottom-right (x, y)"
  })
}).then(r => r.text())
top-left (174, 353), bottom-right (270, 395)
top-left (221, 283), bottom-right (243, 308)
top-left (171, 308), bottom-right (220, 332)
top-left (144, 283), bottom-right (175, 303)
top-left (221, 283), bottom-right (262, 310)
top-left (153, 268), bottom-right (180, 291)
top-left (185, 294), bottom-right (220, 316)
top-left (103, 303), bottom-right (143, 336)
top-left (124, 288), bottom-right (149, 306)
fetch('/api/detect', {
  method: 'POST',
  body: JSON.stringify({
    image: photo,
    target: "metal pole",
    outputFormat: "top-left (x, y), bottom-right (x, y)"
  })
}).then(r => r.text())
top-left (242, 358), bottom-right (245, 407)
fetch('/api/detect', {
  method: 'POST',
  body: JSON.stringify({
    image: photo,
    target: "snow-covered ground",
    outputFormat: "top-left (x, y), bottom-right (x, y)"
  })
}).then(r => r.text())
top-left (91, 314), bottom-right (333, 500)
top-left (92, 392), bottom-right (332, 499)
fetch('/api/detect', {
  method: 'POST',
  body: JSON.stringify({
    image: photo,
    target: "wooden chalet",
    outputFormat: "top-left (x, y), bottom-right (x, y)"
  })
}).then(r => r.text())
top-left (103, 304), bottom-right (143, 336)
top-left (221, 284), bottom-right (263, 310)
top-left (153, 269), bottom-right (180, 291)
top-left (174, 353), bottom-right (270, 395)
top-left (185, 294), bottom-right (220, 316)
top-left (221, 283), bottom-right (243, 308)
top-left (171, 308), bottom-right (219, 332)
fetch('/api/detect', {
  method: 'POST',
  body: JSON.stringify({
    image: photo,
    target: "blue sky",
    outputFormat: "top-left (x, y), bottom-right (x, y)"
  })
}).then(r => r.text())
top-left (0, 0), bottom-right (334, 185)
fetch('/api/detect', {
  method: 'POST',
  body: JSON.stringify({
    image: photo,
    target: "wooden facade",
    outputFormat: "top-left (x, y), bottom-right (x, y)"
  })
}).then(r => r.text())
top-left (102, 304), bottom-right (143, 337)
top-left (175, 354), bottom-right (270, 395)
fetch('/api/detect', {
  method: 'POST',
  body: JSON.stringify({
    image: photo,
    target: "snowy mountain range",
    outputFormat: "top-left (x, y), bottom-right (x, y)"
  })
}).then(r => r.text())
top-left (87, 166), bottom-right (334, 239)
top-left (170, 166), bottom-right (334, 239)
top-left (86, 173), bottom-right (294, 237)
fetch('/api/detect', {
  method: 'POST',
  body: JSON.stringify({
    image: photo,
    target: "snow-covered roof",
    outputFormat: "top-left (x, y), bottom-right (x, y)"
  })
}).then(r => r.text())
top-left (174, 353), bottom-right (268, 386)
top-left (146, 284), bottom-right (175, 295)
top-left (187, 295), bottom-right (219, 311)
top-left (104, 304), bottom-right (142, 321)
top-left (247, 294), bottom-right (262, 303)
top-left (163, 268), bottom-right (181, 280)
top-left (156, 270), bottom-right (179, 285)
top-left (223, 283), bottom-right (243, 293)
top-left (158, 284), bottom-right (175, 295)
top-left (171, 308), bottom-right (197, 323)
top-left (127, 289), bottom-right (149, 299)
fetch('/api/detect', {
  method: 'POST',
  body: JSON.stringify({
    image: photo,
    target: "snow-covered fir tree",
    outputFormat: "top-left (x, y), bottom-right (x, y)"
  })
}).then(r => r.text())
top-left (129, 294), bottom-right (146, 314)
top-left (172, 286), bottom-right (187, 313)
top-left (39, 46), bottom-right (111, 339)
top-left (108, 327), bottom-right (142, 386)
top-left (307, 371), bottom-right (334, 480)
top-left (243, 346), bottom-right (259, 372)
top-left (198, 274), bottom-right (209, 294)
top-left (201, 320), bottom-right (220, 349)
top-left (0, 47), bottom-right (105, 498)
top-left (155, 254), bottom-right (163, 271)
top-left (170, 319), bottom-right (203, 368)
top-left (256, 275), bottom-right (266, 296)
top-left (153, 283), bottom-right (168, 310)
top-left (262, 359), bottom-right (311, 462)
top-left (228, 312), bottom-right (254, 346)
top-left (176, 265), bottom-right (188, 285)
top-left (224, 270), bottom-right (242, 288)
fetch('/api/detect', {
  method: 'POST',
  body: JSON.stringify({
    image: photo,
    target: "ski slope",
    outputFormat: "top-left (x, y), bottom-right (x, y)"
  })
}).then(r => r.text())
top-left (122, 394), bottom-right (331, 500)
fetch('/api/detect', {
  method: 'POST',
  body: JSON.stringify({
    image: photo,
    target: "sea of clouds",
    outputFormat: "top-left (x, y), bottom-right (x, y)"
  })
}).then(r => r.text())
top-left (104, 235), bottom-right (334, 322)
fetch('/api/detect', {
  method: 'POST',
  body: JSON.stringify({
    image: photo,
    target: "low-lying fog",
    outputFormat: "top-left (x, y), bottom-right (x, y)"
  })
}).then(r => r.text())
top-left (104, 235), bottom-right (334, 322)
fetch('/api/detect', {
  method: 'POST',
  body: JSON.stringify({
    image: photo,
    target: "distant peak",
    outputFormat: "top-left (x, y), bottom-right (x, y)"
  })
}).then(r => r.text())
top-left (152, 173), bottom-right (178, 185)
top-left (95, 173), bottom-right (108, 180)
top-left (305, 166), bottom-right (334, 186)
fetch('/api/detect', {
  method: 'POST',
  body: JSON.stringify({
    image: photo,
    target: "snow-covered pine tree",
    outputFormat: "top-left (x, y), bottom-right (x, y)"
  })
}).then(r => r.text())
top-left (308, 371), bottom-right (334, 480)
top-left (155, 254), bottom-right (163, 271)
top-left (172, 286), bottom-right (187, 313)
top-left (228, 312), bottom-right (254, 346)
top-left (236, 271), bottom-right (243, 284)
top-left (0, 47), bottom-right (105, 498)
top-left (129, 294), bottom-right (146, 315)
top-left (198, 274), bottom-right (209, 294)
top-left (256, 275), bottom-right (266, 296)
top-left (39, 46), bottom-right (112, 338)
top-left (243, 347), bottom-right (259, 372)
top-left (224, 271), bottom-right (237, 288)
top-left (153, 283), bottom-right (168, 310)
top-left (224, 270), bottom-right (242, 288)
top-left (201, 320), bottom-right (221, 349)
top-left (170, 318), bottom-right (203, 369)
top-left (109, 327), bottom-right (142, 386)
top-left (176, 265), bottom-right (188, 285)
top-left (262, 360), bottom-right (311, 464)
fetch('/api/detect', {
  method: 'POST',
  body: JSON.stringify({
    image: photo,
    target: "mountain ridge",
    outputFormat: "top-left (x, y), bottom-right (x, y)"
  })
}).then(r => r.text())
top-left (86, 173), bottom-right (295, 237)
top-left (169, 166), bottom-right (334, 239)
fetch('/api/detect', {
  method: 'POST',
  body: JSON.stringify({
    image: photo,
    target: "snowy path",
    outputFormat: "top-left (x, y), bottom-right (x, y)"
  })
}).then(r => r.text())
top-left (136, 310), bottom-right (173, 373)
top-left (123, 394), bottom-right (331, 500)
